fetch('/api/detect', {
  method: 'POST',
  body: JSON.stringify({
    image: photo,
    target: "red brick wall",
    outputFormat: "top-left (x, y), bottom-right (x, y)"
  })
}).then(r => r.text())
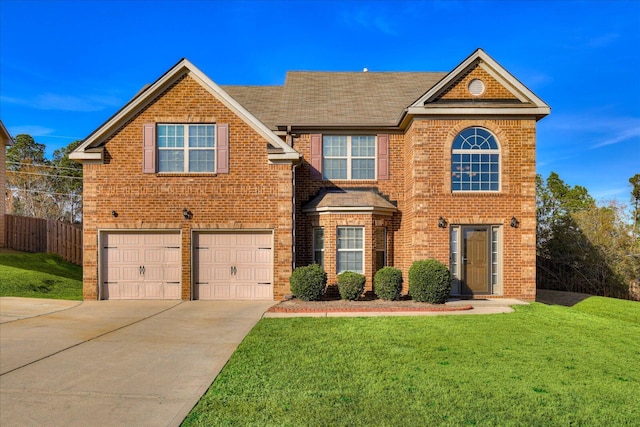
top-left (82, 74), bottom-right (293, 300)
top-left (294, 116), bottom-right (537, 300)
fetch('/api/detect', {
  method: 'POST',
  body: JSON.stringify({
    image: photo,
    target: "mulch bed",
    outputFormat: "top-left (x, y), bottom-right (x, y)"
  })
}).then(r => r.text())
top-left (267, 296), bottom-right (473, 313)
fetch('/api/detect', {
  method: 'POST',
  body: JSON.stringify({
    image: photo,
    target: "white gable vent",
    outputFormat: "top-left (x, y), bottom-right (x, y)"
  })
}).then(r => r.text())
top-left (468, 79), bottom-right (485, 96)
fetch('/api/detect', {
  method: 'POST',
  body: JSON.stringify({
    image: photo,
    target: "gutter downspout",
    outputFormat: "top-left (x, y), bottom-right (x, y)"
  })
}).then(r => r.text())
top-left (287, 125), bottom-right (299, 272)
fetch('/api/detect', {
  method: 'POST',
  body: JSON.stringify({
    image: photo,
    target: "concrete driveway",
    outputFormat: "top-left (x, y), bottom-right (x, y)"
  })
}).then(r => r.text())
top-left (0, 298), bottom-right (274, 427)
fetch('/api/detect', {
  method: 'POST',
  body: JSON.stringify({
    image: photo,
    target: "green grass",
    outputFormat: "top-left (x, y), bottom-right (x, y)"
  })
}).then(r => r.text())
top-left (183, 300), bottom-right (640, 426)
top-left (0, 251), bottom-right (83, 300)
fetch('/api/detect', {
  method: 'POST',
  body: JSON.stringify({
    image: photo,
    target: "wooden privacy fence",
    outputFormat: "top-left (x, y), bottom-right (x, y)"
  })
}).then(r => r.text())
top-left (4, 214), bottom-right (82, 265)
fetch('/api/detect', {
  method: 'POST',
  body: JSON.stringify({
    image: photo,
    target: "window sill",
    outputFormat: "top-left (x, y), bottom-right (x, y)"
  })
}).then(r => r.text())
top-left (452, 191), bottom-right (502, 196)
top-left (156, 173), bottom-right (218, 177)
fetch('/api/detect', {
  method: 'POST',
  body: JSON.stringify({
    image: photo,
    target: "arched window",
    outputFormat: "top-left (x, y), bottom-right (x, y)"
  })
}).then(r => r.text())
top-left (451, 127), bottom-right (500, 191)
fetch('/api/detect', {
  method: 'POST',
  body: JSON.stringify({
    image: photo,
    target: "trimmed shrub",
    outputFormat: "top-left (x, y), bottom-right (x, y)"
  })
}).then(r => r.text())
top-left (408, 259), bottom-right (451, 304)
top-left (289, 264), bottom-right (327, 301)
top-left (337, 271), bottom-right (366, 301)
top-left (374, 267), bottom-right (403, 301)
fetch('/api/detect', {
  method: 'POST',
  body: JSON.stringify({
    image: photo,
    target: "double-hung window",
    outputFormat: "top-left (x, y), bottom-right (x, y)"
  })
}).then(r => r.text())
top-left (157, 124), bottom-right (215, 173)
top-left (323, 136), bottom-right (375, 180)
top-left (313, 227), bottom-right (324, 267)
top-left (337, 226), bottom-right (364, 273)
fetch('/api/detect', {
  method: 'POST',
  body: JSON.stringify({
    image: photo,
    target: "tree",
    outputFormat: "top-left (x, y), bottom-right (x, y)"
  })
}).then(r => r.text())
top-left (537, 171), bottom-right (638, 299)
top-left (630, 174), bottom-right (640, 233)
top-left (6, 135), bottom-right (55, 218)
top-left (51, 140), bottom-right (83, 223)
top-left (6, 134), bottom-right (48, 170)
top-left (6, 135), bottom-right (83, 222)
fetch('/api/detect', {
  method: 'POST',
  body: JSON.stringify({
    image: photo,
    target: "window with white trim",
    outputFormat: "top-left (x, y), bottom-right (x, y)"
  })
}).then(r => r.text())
top-left (157, 124), bottom-right (215, 173)
top-left (375, 227), bottom-right (386, 273)
top-left (323, 136), bottom-right (375, 180)
top-left (337, 226), bottom-right (364, 273)
top-left (451, 127), bottom-right (499, 191)
top-left (313, 227), bottom-right (324, 267)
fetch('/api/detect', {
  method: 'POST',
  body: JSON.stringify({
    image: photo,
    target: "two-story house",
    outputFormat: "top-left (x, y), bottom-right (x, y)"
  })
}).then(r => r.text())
top-left (71, 49), bottom-right (549, 301)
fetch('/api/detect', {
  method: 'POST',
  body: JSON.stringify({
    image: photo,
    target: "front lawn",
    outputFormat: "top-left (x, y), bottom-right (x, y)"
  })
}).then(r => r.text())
top-left (183, 300), bottom-right (640, 426)
top-left (0, 250), bottom-right (83, 300)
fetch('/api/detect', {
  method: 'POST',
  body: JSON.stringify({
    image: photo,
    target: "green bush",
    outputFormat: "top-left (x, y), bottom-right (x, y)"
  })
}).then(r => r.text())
top-left (374, 267), bottom-right (404, 301)
top-left (408, 259), bottom-right (451, 304)
top-left (337, 271), bottom-right (366, 300)
top-left (289, 264), bottom-right (327, 301)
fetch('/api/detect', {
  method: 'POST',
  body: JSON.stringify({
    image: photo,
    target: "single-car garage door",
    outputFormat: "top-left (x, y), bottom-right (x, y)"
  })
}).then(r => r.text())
top-left (194, 232), bottom-right (273, 300)
top-left (101, 232), bottom-right (181, 300)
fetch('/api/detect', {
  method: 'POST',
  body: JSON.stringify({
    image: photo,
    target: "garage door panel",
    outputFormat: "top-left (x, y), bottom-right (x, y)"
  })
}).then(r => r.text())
top-left (212, 285), bottom-right (231, 299)
top-left (235, 284), bottom-right (254, 299)
top-left (235, 250), bottom-right (254, 264)
top-left (254, 267), bottom-right (271, 282)
top-left (164, 248), bottom-right (180, 263)
top-left (254, 284), bottom-right (272, 300)
top-left (164, 283), bottom-right (181, 299)
top-left (142, 282), bottom-right (163, 299)
top-left (255, 249), bottom-right (271, 264)
top-left (214, 249), bottom-right (231, 264)
top-left (102, 232), bottom-right (181, 300)
top-left (194, 232), bottom-right (273, 300)
top-left (213, 266), bottom-right (231, 281)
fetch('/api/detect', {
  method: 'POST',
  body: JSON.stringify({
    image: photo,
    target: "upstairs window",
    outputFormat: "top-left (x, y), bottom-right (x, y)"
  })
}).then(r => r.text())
top-left (323, 135), bottom-right (375, 179)
top-left (157, 124), bottom-right (215, 173)
top-left (451, 127), bottom-right (500, 191)
top-left (309, 134), bottom-right (389, 181)
top-left (143, 123), bottom-right (229, 174)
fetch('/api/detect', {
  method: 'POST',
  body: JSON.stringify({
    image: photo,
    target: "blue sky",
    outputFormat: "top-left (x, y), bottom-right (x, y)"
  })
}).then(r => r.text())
top-left (1, 0), bottom-right (638, 203)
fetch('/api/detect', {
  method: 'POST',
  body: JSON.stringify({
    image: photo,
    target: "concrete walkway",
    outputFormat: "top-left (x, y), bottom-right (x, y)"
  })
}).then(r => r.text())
top-left (0, 298), bottom-right (275, 427)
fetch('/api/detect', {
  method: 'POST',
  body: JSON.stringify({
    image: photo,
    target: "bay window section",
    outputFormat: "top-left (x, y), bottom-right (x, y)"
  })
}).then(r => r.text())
top-left (337, 226), bottom-right (364, 273)
top-left (313, 227), bottom-right (324, 267)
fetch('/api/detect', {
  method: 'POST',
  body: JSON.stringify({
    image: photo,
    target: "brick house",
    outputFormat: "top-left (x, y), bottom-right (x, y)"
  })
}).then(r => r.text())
top-left (71, 49), bottom-right (549, 301)
top-left (1, 120), bottom-right (13, 247)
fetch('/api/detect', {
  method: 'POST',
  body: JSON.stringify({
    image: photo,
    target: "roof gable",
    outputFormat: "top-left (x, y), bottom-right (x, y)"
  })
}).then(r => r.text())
top-left (408, 49), bottom-right (550, 120)
top-left (71, 59), bottom-right (298, 163)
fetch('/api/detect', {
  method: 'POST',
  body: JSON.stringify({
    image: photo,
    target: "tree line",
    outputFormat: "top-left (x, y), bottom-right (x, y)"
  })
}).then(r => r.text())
top-left (6, 134), bottom-right (82, 223)
top-left (537, 172), bottom-right (640, 299)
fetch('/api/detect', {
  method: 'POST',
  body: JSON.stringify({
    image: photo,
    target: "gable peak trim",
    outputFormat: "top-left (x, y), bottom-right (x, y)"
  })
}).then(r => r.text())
top-left (71, 59), bottom-right (299, 163)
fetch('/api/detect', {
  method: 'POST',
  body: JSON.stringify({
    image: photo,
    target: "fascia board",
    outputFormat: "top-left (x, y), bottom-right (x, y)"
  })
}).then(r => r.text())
top-left (69, 149), bottom-right (104, 161)
top-left (0, 120), bottom-right (13, 145)
top-left (72, 59), bottom-right (299, 162)
top-left (406, 106), bottom-right (551, 117)
top-left (268, 151), bottom-right (301, 164)
top-left (186, 63), bottom-right (299, 159)
top-left (302, 206), bottom-right (396, 215)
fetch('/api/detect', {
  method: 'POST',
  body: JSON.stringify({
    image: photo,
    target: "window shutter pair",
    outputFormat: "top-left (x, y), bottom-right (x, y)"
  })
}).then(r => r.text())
top-left (142, 123), bottom-right (229, 173)
top-left (309, 133), bottom-right (390, 180)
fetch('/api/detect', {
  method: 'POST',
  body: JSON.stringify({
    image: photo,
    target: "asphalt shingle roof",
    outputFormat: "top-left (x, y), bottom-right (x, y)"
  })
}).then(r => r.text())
top-left (223, 71), bottom-right (447, 129)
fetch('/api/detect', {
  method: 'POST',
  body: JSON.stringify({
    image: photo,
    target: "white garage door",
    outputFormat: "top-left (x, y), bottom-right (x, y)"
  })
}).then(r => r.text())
top-left (194, 232), bottom-right (273, 300)
top-left (101, 232), bottom-right (181, 300)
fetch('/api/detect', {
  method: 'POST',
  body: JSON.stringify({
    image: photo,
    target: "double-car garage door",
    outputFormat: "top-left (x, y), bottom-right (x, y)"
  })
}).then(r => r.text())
top-left (101, 231), bottom-right (273, 300)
